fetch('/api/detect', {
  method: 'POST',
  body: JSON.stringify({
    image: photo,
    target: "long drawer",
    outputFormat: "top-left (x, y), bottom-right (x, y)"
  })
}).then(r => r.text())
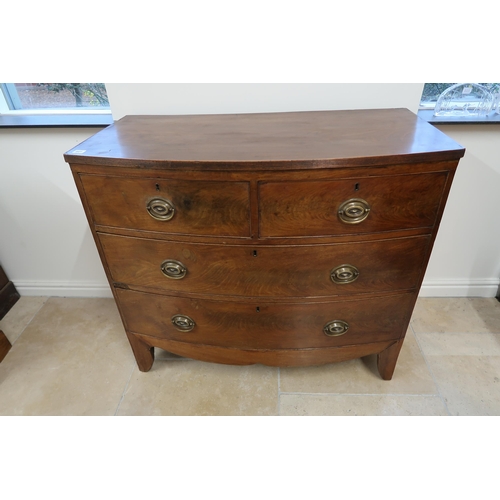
top-left (259, 171), bottom-right (448, 237)
top-left (116, 289), bottom-right (413, 349)
top-left (80, 174), bottom-right (251, 237)
top-left (100, 233), bottom-right (431, 297)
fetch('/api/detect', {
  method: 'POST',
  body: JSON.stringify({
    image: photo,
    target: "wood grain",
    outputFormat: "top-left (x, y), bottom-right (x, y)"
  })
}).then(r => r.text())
top-left (259, 171), bottom-right (448, 237)
top-left (377, 338), bottom-right (405, 380)
top-left (100, 233), bottom-right (431, 298)
top-left (64, 109), bottom-right (465, 168)
top-left (115, 288), bottom-right (414, 350)
top-left (65, 110), bottom-right (465, 378)
top-left (80, 174), bottom-right (251, 237)
top-left (125, 330), bottom-right (154, 372)
top-left (132, 333), bottom-right (396, 368)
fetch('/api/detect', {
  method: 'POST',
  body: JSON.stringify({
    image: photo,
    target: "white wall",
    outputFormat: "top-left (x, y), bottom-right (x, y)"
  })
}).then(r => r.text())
top-left (420, 124), bottom-right (500, 296)
top-left (106, 83), bottom-right (424, 119)
top-left (1, 83), bottom-right (499, 297)
top-left (0, 128), bottom-right (110, 297)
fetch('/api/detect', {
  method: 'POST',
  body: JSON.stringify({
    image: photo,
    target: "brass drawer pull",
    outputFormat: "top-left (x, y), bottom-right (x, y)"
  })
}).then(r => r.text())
top-left (323, 320), bottom-right (349, 337)
top-left (147, 198), bottom-right (175, 221)
top-left (338, 198), bottom-right (370, 224)
top-left (160, 260), bottom-right (187, 279)
top-left (330, 264), bottom-right (359, 284)
top-left (171, 314), bottom-right (196, 332)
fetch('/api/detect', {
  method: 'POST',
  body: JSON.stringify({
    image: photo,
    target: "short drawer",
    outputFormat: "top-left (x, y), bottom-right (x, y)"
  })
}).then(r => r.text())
top-left (101, 233), bottom-right (430, 297)
top-left (116, 289), bottom-right (413, 350)
top-left (80, 174), bottom-right (250, 237)
top-left (259, 171), bottom-right (448, 237)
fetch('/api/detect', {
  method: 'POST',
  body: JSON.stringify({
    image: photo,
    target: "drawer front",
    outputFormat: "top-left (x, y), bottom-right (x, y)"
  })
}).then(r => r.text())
top-left (259, 172), bottom-right (448, 237)
top-left (101, 233), bottom-right (430, 297)
top-left (116, 289), bottom-right (413, 349)
top-left (80, 174), bottom-right (250, 237)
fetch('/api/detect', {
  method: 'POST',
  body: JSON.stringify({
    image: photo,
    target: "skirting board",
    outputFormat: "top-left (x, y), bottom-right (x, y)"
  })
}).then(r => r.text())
top-left (419, 279), bottom-right (500, 298)
top-left (14, 281), bottom-right (113, 298)
top-left (12, 278), bottom-right (500, 298)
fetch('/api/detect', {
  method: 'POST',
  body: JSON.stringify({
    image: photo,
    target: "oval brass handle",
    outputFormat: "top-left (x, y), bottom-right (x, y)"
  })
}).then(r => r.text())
top-left (147, 198), bottom-right (175, 221)
top-left (338, 198), bottom-right (370, 224)
top-left (171, 314), bottom-right (196, 332)
top-left (330, 264), bottom-right (359, 284)
top-left (160, 260), bottom-right (187, 279)
top-left (323, 320), bottom-right (349, 337)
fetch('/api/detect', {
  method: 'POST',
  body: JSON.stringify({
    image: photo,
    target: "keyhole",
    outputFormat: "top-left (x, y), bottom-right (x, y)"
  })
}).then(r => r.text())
top-left (156, 183), bottom-right (160, 191)
top-left (354, 183), bottom-right (360, 191)
top-left (253, 250), bottom-right (258, 257)
top-left (256, 307), bottom-right (260, 312)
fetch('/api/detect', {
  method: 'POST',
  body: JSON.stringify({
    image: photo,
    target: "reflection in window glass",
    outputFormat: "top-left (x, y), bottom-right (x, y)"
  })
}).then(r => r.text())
top-left (420, 83), bottom-right (499, 108)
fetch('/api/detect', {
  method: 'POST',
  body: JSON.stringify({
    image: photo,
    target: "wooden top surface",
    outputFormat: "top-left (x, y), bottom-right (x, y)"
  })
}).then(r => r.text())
top-left (64, 109), bottom-right (465, 169)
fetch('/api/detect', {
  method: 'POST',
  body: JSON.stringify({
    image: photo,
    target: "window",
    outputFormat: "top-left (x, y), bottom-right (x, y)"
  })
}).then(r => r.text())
top-left (0, 83), bottom-right (113, 127)
top-left (418, 83), bottom-right (500, 124)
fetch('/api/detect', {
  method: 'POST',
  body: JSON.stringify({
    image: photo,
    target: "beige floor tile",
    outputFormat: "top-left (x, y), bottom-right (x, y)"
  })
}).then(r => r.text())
top-left (0, 298), bottom-right (134, 416)
top-left (0, 296), bottom-right (48, 344)
top-left (426, 355), bottom-right (500, 416)
top-left (411, 298), bottom-right (500, 334)
top-left (280, 394), bottom-right (448, 416)
top-left (154, 347), bottom-right (186, 361)
top-left (117, 360), bottom-right (278, 416)
top-left (2, 295), bottom-right (496, 417)
top-left (468, 299), bottom-right (500, 333)
top-left (279, 329), bottom-right (437, 395)
top-left (418, 332), bottom-right (500, 356)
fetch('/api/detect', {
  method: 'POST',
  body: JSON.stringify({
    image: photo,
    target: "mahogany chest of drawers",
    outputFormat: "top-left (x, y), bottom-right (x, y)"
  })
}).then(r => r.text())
top-left (64, 109), bottom-right (465, 379)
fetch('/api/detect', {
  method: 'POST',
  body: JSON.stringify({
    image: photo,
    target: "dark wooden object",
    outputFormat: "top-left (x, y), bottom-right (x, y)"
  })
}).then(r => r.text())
top-left (0, 332), bottom-right (11, 363)
top-left (0, 265), bottom-right (19, 362)
top-left (64, 109), bottom-right (465, 379)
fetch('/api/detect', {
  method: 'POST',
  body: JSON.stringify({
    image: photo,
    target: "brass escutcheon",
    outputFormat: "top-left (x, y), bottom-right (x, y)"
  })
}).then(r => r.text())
top-left (160, 260), bottom-right (187, 279)
top-left (338, 198), bottom-right (370, 224)
top-left (330, 264), bottom-right (360, 284)
top-left (323, 320), bottom-right (349, 337)
top-left (171, 314), bottom-right (196, 332)
top-left (147, 198), bottom-right (175, 221)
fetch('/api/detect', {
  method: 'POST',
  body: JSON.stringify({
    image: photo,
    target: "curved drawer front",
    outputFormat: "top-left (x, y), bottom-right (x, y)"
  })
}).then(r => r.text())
top-left (116, 289), bottom-right (413, 349)
top-left (80, 174), bottom-right (251, 237)
top-left (259, 171), bottom-right (448, 237)
top-left (100, 233), bottom-right (431, 297)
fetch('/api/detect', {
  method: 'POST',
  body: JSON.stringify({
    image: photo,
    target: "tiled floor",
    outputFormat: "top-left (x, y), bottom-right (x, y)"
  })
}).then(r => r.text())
top-left (0, 296), bottom-right (499, 415)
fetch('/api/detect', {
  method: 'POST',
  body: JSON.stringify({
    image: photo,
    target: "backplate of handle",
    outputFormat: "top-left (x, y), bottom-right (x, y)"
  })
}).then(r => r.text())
top-left (323, 320), bottom-right (349, 337)
top-left (338, 198), bottom-right (370, 224)
top-left (147, 198), bottom-right (175, 221)
top-left (171, 314), bottom-right (196, 332)
top-left (330, 264), bottom-right (359, 284)
top-left (160, 260), bottom-right (187, 279)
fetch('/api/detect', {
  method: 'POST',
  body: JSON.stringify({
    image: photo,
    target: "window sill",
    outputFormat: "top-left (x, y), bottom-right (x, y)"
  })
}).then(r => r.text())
top-left (418, 109), bottom-right (500, 124)
top-left (0, 113), bottom-right (113, 128)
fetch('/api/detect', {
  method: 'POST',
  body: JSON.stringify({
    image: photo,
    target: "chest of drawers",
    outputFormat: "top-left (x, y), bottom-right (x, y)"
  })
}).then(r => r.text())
top-left (64, 109), bottom-right (465, 379)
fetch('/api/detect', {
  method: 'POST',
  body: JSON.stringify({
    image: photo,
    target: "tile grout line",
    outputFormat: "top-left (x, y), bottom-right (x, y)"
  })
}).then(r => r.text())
top-left (114, 364), bottom-right (136, 416)
top-left (279, 392), bottom-right (443, 397)
top-left (6, 297), bottom-right (51, 346)
top-left (410, 322), bottom-right (452, 416)
top-left (277, 367), bottom-right (281, 416)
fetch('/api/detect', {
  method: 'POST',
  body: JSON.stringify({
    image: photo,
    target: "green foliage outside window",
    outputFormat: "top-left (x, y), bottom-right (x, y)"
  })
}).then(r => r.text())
top-left (36, 83), bottom-right (109, 107)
